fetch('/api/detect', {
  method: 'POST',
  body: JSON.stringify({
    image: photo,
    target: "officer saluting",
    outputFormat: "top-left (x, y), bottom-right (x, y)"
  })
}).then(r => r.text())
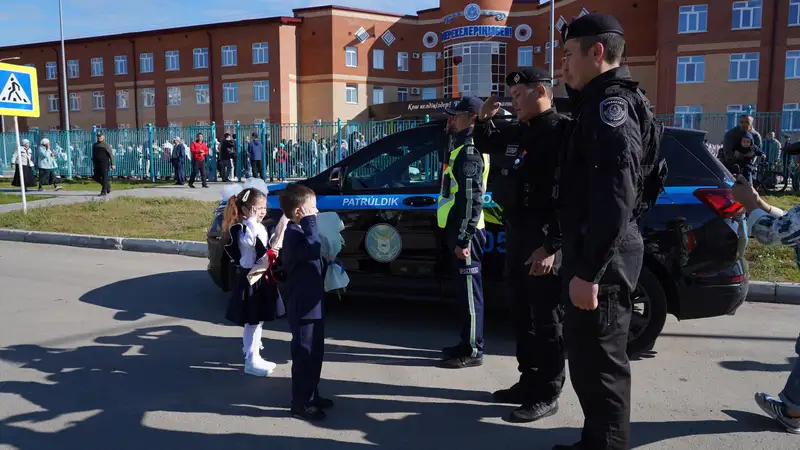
top-left (472, 67), bottom-right (567, 423)
top-left (438, 96), bottom-right (491, 369)
top-left (553, 13), bottom-right (665, 450)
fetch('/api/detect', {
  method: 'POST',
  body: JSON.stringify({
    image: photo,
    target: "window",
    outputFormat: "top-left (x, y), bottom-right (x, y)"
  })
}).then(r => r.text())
top-left (398, 52), bottom-right (409, 71)
top-left (140, 53), bottom-right (153, 73)
top-left (92, 91), bottom-right (105, 110)
top-left (679, 5), bottom-right (708, 33)
top-left (373, 87), bottom-right (384, 105)
top-left (223, 82), bottom-right (238, 103)
top-left (91, 57), bottom-right (103, 77)
top-left (422, 87), bottom-right (437, 100)
top-left (141, 88), bottom-right (155, 108)
top-left (69, 92), bottom-right (81, 111)
top-left (48, 94), bottom-right (59, 112)
top-left (726, 104), bottom-right (757, 129)
top-left (732, 0), bottom-right (762, 30)
top-left (222, 45), bottom-right (237, 67)
top-left (252, 42), bottom-right (269, 64)
top-left (346, 46), bottom-right (358, 67)
top-left (67, 59), bottom-right (79, 78)
top-left (254, 80), bottom-right (270, 102)
top-left (783, 104), bottom-right (800, 131)
top-left (168, 87), bottom-right (181, 106)
top-left (355, 27), bottom-right (370, 43)
top-left (165, 50), bottom-right (180, 71)
top-left (422, 52), bottom-right (436, 72)
top-left (444, 41), bottom-right (507, 98)
top-left (193, 48), bottom-right (208, 68)
top-left (46, 62), bottom-right (57, 80)
top-left (373, 49), bottom-right (384, 69)
top-left (518, 46), bottom-right (533, 67)
top-left (115, 55), bottom-right (128, 75)
top-left (397, 87), bottom-right (409, 102)
top-left (787, 50), bottom-right (800, 79)
top-left (729, 53), bottom-right (759, 81)
top-left (116, 89), bottom-right (129, 109)
top-left (195, 84), bottom-right (209, 104)
top-left (674, 105), bottom-right (702, 129)
top-left (345, 84), bottom-right (358, 104)
top-left (792, 0), bottom-right (800, 26)
top-left (677, 56), bottom-right (705, 83)
top-left (196, 121), bottom-right (210, 126)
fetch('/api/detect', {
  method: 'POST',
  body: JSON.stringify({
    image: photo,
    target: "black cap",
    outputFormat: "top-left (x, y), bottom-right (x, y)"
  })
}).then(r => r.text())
top-left (445, 95), bottom-right (482, 115)
top-left (506, 67), bottom-right (552, 87)
top-left (561, 13), bottom-right (624, 43)
top-left (96, 131), bottom-right (104, 136)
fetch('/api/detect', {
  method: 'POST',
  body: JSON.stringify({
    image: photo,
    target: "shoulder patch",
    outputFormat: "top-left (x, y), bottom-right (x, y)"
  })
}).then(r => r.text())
top-left (599, 97), bottom-right (628, 128)
top-left (462, 160), bottom-right (479, 177)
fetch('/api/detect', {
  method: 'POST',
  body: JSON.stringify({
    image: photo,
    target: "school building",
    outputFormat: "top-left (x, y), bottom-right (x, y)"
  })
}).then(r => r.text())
top-left (0, 0), bottom-right (799, 134)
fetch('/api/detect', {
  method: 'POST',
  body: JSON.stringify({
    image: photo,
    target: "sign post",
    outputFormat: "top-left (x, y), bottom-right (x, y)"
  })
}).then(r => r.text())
top-left (0, 62), bottom-right (41, 214)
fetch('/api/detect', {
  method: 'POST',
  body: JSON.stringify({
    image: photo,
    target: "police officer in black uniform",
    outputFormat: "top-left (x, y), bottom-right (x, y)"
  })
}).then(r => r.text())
top-left (472, 67), bottom-right (567, 423)
top-left (553, 13), bottom-right (659, 450)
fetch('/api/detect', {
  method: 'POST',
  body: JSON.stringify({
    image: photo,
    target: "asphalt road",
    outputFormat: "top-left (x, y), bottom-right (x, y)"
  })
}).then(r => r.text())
top-left (0, 241), bottom-right (798, 450)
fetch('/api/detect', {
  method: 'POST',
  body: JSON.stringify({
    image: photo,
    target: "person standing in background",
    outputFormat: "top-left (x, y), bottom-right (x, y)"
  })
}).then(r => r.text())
top-left (249, 132), bottom-right (264, 180)
top-left (12, 138), bottom-right (35, 191)
top-left (220, 133), bottom-right (236, 182)
top-left (189, 133), bottom-right (209, 189)
top-left (92, 131), bottom-right (115, 196)
top-left (37, 138), bottom-right (61, 191)
top-left (171, 136), bottom-right (186, 186)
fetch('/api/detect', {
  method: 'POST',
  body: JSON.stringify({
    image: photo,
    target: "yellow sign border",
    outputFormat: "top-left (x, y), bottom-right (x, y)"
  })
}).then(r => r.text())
top-left (0, 62), bottom-right (40, 118)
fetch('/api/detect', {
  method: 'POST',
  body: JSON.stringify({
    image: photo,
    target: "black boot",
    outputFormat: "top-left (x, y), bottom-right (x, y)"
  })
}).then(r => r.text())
top-left (492, 383), bottom-right (525, 404)
top-left (439, 355), bottom-right (483, 369)
top-left (291, 405), bottom-right (326, 422)
top-left (509, 400), bottom-right (559, 423)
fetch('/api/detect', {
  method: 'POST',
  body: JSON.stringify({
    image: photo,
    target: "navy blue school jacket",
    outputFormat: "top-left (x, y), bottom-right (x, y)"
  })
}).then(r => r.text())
top-left (281, 215), bottom-right (325, 321)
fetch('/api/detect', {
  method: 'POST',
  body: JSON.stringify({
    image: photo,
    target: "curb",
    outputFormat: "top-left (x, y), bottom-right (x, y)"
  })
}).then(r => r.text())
top-left (0, 228), bottom-right (207, 258)
top-left (746, 281), bottom-right (800, 305)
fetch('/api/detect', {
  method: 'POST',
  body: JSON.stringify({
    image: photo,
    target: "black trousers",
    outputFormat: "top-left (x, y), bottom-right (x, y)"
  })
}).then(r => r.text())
top-left (290, 318), bottom-right (325, 409)
top-left (563, 282), bottom-right (632, 450)
top-left (505, 217), bottom-right (565, 405)
top-left (93, 161), bottom-right (110, 194)
top-left (251, 159), bottom-right (264, 179)
top-left (189, 159), bottom-right (207, 186)
top-left (450, 228), bottom-right (486, 358)
top-left (172, 160), bottom-right (184, 184)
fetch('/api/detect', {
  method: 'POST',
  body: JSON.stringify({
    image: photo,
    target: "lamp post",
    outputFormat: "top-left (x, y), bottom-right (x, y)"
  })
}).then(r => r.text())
top-left (58, 0), bottom-right (73, 179)
top-left (549, 0), bottom-right (555, 82)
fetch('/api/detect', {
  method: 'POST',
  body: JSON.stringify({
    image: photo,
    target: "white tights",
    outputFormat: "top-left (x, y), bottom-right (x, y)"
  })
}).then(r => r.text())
top-left (242, 322), bottom-right (264, 357)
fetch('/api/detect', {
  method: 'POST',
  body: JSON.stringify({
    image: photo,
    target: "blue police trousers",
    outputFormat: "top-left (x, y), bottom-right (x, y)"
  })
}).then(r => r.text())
top-left (452, 229), bottom-right (486, 358)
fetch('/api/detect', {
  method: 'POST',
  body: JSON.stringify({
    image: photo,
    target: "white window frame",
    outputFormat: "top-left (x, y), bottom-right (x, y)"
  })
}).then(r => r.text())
top-left (397, 87), bottom-right (409, 102)
top-left (674, 105), bottom-right (702, 129)
top-left (67, 59), bottom-right (79, 79)
top-left (91, 57), bottom-right (103, 77)
top-left (195, 84), bottom-right (209, 104)
top-left (677, 56), bottom-right (705, 84)
top-left (167, 87), bottom-right (181, 106)
top-left (345, 46), bottom-right (358, 68)
top-left (253, 80), bottom-right (270, 102)
top-left (732, 0), bottom-right (762, 30)
top-left (252, 42), bottom-right (269, 64)
top-left (373, 49), bottom-right (384, 70)
top-left (517, 46), bottom-right (533, 67)
top-left (678, 4), bottom-right (708, 34)
top-left (69, 92), bottom-right (81, 111)
top-left (165, 50), bottom-right (180, 71)
top-left (398, 52), bottom-right (409, 72)
top-left (422, 52), bottom-right (436, 72)
top-left (345, 84), bottom-right (358, 104)
top-left (729, 53), bottom-right (760, 81)
top-left (193, 48), bottom-right (209, 69)
top-left (141, 88), bottom-right (155, 108)
top-left (92, 91), bottom-right (105, 110)
top-left (787, 50), bottom-right (800, 79)
top-left (139, 53), bottom-right (153, 73)
top-left (421, 87), bottom-right (437, 100)
top-left (792, 0), bottom-right (800, 26)
top-left (372, 87), bottom-right (384, 105)
top-left (46, 62), bottom-right (57, 80)
top-left (222, 45), bottom-right (238, 67)
top-left (115, 55), bottom-right (128, 75)
top-left (783, 103), bottom-right (800, 131)
top-left (116, 89), bottom-right (130, 109)
top-left (223, 82), bottom-right (238, 103)
top-left (48, 94), bottom-right (59, 112)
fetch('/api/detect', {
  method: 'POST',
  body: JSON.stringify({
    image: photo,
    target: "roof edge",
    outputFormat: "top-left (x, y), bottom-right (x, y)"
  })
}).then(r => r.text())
top-left (293, 4), bottom-right (418, 19)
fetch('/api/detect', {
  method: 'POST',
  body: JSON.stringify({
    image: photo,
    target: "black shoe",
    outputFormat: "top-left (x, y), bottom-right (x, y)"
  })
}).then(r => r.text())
top-left (509, 401), bottom-right (559, 423)
top-left (202, 184), bottom-right (209, 188)
top-left (441, 345), bottom-right (463, 359)
top-left (493, 383), bottom-right (525, 404)
top-left (552, 442), bottom-right (583, 450)
top-left (313, 396), bottom-right (334, 410)
top-left (439, 355), bottom-right (483, 369)
top-left (291, 405), bottom-right (326, 422)
top-left (188, 184), bottom-right (195, 188)
top-left (98, 192), bottom-right (107, 197)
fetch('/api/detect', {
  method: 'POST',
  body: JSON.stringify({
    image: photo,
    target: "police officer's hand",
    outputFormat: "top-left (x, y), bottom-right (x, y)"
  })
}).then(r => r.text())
top-left (732, 174), bottom-right (768, 213)
top-left (569, 276), bottom-right (599, 310)
top-left (525, 246), bottom-right (555, 276)
top-left (454, 246), bottom-right (470, 260)
top-left (479, 95), bottom-right (502, 121)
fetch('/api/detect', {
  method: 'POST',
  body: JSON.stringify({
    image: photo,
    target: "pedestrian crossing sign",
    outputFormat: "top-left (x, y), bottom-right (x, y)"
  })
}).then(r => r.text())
top-left (0, 63), bottom-right (39, 118)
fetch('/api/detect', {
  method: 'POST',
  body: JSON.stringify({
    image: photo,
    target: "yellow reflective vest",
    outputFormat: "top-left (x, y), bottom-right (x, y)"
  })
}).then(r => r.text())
top-left (437, 140), bottom-right (490, 231)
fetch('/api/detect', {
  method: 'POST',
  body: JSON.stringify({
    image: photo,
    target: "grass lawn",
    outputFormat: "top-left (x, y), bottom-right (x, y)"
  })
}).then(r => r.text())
top-left (0, 193), bottom-right (56, 205)
top-left (745, 192), bottom-right (800, 283)
top-left (0, 196), bottom-right (217, 242)
top-left (0, 177), bottom-right (172, 191)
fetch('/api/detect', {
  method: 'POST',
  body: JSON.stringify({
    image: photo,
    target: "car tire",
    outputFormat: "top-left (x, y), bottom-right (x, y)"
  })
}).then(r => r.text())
top-left (627, 266), bottom-right (668, 358)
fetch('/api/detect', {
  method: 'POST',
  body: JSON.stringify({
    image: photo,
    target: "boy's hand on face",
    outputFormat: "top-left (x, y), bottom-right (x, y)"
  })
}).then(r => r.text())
top-left (298, 205), bottom-right (318, 221)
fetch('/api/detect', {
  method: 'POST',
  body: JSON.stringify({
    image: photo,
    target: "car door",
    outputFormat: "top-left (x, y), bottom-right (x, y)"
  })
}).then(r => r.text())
top-left (334, 125), bottom-right (447, 300)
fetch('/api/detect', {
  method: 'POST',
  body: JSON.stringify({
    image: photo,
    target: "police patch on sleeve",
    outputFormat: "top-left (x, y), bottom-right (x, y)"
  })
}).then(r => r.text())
top-left (462, 161), bottom-right (479, 177)
top-left (599, 97), bottom-right (628, 128)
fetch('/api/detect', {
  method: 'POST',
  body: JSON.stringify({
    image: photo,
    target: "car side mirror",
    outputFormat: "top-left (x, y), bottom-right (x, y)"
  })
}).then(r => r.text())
top-left (329, 167), bottom-right (344, 190)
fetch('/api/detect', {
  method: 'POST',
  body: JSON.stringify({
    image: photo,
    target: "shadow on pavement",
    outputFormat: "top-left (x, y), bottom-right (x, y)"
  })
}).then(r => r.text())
top-left (0, 325), bottom-right (779, 450)
top-left (719, 357), bottom-right (798, 373)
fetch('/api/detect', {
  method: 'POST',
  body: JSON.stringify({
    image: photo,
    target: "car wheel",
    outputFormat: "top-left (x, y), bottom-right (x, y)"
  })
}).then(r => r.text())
top-left (627, 266), bottom-right (668, 358)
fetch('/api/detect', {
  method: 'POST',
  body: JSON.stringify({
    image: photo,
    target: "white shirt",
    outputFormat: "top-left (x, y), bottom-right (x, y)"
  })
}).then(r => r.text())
top-left (238, 216), bottom-right (269, 268)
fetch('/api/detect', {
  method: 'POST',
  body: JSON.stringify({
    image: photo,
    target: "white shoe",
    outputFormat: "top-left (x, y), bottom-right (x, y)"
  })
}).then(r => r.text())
top-left (244, 354), bottom-right (276, 377)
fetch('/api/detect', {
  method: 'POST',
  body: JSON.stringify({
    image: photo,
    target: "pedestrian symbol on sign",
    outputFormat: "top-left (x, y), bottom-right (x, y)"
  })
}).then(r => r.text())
top-left (0, 74), bottom-right (30, 105)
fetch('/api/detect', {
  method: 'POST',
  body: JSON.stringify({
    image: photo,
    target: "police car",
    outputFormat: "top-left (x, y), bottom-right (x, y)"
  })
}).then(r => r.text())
top-left (207, 119), bottom-right (749, 357)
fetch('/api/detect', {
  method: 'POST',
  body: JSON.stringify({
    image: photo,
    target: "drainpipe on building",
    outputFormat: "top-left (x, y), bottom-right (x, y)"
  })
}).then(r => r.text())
top-left (130, 39), bottom-right (139, 129)
top-left (765, 0), bottom-right (779, 124)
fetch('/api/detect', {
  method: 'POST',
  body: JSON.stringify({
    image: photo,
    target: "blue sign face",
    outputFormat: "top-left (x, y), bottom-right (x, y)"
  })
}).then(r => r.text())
top-left (464, 3), bottom-right (482, 21)
top-left (441, 25), bottom-right (513, 42)
top-left (0, 66), bottom-right (37, 117)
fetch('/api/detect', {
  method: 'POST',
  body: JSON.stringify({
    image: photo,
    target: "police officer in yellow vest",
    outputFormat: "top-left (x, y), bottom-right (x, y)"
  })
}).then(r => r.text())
top-left (438, 95), bottom-right (491, 369)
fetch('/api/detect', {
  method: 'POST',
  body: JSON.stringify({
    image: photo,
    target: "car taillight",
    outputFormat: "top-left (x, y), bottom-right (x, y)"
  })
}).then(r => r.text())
top-left (693, 188), bottom-right (744, 219)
